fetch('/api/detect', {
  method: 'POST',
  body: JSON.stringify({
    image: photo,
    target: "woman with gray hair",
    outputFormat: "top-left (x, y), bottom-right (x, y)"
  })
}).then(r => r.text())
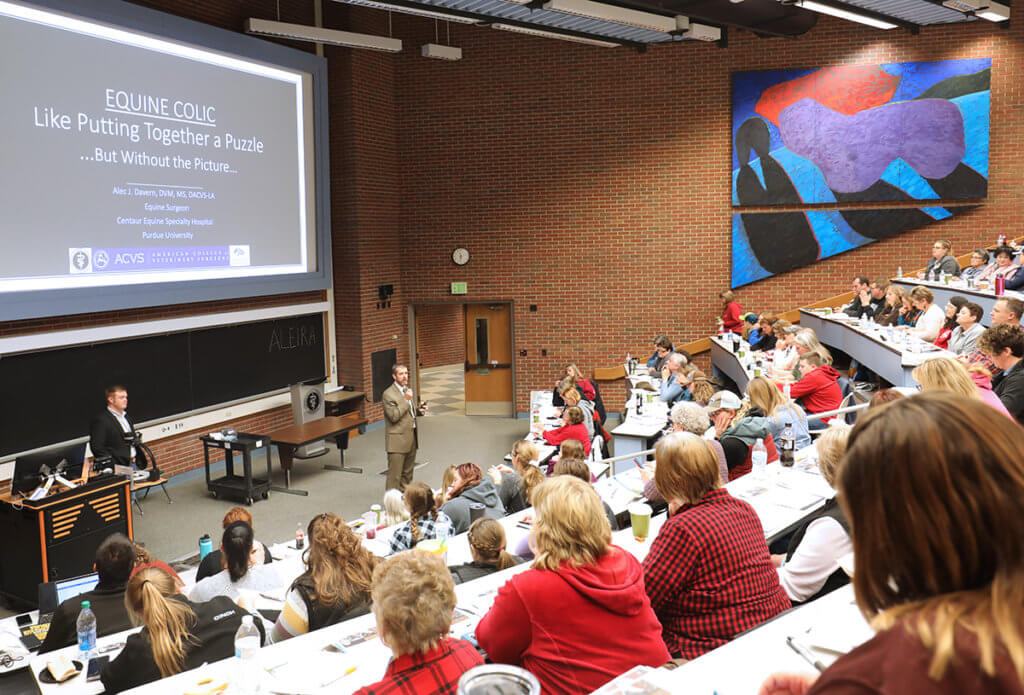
top-left (641, 402), bottom-right (729, 504)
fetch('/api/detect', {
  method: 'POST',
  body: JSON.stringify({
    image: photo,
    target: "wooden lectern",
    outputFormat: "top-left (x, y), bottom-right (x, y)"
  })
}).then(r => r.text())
top-left (0, 475), bottom-right (132, 607)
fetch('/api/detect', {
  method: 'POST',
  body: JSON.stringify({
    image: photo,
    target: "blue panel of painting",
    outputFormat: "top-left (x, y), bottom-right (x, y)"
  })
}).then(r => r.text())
top-left (731, 206), bottom-right (978, 288)
top-left (731, 58), bottom-right (990, 286)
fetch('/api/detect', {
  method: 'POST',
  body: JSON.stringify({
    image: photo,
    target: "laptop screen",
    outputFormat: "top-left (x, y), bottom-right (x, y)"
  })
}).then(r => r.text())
top-left (55, 573), bottom-right (99, 605)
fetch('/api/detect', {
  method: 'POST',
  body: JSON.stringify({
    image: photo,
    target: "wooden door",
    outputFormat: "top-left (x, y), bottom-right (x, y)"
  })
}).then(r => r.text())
top-left (464, 303), bottom-right (513, 416)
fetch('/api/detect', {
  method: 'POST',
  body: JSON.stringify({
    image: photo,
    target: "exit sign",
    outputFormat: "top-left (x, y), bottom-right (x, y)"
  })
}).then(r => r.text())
top-left (451, 282), bottom-right (468, 295)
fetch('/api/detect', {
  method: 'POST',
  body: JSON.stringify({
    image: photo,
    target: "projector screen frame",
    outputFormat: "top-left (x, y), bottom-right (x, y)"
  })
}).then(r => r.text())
top-left (0, 0), bottom-right (333, 322)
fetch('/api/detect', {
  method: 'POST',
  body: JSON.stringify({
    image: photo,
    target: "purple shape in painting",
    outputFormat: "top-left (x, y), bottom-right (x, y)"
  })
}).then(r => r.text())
top-left (778, 98), bottom-right (965, 193)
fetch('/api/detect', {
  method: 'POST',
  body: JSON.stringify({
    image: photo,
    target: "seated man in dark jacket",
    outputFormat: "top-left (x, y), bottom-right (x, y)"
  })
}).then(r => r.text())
top-left (40, 533), bottom-right (136, 653)
top-left (979, 323), bottom-right (1024, 424)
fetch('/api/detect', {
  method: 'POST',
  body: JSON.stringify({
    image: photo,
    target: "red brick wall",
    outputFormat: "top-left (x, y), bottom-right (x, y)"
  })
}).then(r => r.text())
top-left (417, 304), bottom-right (465, 368)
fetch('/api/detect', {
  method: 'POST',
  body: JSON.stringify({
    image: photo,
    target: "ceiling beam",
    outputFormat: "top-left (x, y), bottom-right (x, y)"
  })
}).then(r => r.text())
top-left (343, 0), bottom-right (653, 47)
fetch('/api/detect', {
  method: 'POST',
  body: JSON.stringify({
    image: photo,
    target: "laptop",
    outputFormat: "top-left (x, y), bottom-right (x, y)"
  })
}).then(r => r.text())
top-left (21, 573), bottom-right (101, 650)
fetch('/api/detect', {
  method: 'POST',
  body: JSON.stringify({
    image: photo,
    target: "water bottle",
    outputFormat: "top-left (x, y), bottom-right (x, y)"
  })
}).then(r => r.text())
top-left (199, 534), bottom-right (213, 560)
top-left (780, 423), bottom-right (795, 467)
top-left (295, 523), bottom-right (304, 550)
top-left (234, 615), bottom-right (261, 693)
top-left (996, 275), bottom-right (1006, 296)
top-left (752, 438), bottom-right (768, 478)
top-left (897, 265), bottom-right (903, 278)
top-left (998, 233), bottom-right (1006, 246)
top-left (77, 601), bottom-right (97, 662)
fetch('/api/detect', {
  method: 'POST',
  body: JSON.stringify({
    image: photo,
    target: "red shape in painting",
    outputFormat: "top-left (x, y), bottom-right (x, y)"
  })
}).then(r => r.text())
top-left (754, 65), bottom-right (900, 127)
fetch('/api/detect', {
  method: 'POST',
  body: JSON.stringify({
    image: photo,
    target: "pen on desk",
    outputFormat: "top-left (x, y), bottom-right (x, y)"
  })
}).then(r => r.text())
top-left (320, 666), bottom-right (358, 687)
top-left (786, 635), bottom-right (826, 672)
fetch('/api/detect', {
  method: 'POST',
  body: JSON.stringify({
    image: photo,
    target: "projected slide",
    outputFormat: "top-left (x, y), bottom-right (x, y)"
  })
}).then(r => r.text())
top-left (0, 2), bottom-right (317, 294)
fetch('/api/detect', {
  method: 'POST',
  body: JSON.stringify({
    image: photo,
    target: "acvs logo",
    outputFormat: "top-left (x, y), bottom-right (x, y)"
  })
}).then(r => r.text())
top-left (114, 252), bottom-right (146, 265)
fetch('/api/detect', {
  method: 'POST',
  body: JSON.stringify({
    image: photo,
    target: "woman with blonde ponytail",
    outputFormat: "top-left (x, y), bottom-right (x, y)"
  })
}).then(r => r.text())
top-left (270, 513), bottom-right (378, 642)
top-left (448, 518), bottom-right (522, 584)
top-left (101, 567), bottom-right (262, 694)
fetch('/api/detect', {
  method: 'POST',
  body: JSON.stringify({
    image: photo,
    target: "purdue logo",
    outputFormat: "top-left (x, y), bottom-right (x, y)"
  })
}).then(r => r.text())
top-left (305, 391), bottom-right (321, 413)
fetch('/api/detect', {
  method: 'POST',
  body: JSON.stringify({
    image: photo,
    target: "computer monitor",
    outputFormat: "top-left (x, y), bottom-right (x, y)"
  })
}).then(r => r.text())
top-left (38, 572), bottom-right (100, 614)
top-left (12, 442), bottom-right (87, 495)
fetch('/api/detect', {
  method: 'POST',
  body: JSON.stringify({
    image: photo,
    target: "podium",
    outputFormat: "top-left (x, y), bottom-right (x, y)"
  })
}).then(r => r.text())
top-left (0, 475), bottom-right (132, 607)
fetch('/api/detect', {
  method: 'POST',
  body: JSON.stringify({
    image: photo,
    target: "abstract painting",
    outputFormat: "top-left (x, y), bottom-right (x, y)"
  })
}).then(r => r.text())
top-left (731, 59), bottom-right (990, 287)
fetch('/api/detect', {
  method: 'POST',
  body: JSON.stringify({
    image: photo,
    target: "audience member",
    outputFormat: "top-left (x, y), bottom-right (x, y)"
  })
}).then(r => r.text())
top-left (552, 363), bottom-right (596, 404)
top-left (646, 334), bottom-right (674, 375)
top-left (271, 513), bottom-right (376, 643)
top-left (490, 439), bottom-right (543, 514)
top-left (961, 248), bottom-right (992, 281)
top-left (686, 370), bottom-right (718, 406)
top-left (967, 363), bottom-right (1013, 419)
top-left (793, 329), bottom-right (833, 369)
top-left (382, 488), bottom-right (410, 526)
top-left (747, 376), bottom-right (811, 450)
top-left (750, 313), bottom-right (779, 352)
top-left (720, 290), bottom-right (744, 334)
top-left (934, 296), bottom-right (968, 349)
top-left (101, 567), bottom-right (263, 694)
top-left (354, 552), bottom-right (483, 695)
top-left (643, 432), bottom-right (790, 660)
top-left (556, 380), bottom-right (596, 439)
top-left (770, 324), bottom-right (802, 375)
top-left (978, 323), bottom-right (1024, 423)
top-left (658, 352), bottom-right (691, 404)
top-left (436, 465), bottom-right (457, 508)
top-left (773, 425), bottom-right (852, 604)
top-left (133, 544), bottom-right (184, 592)
top-left (440, 462), bottom-right (506, 534)
top-left (477, 476), bottom-right (670, 694)
top-left (552, 457), bottom-right (619, 530)
top-left (449, 518), bottom-right (522, 584)
top-left (907, 286), bottom-right (945, 343)
top-left (923, 239), bottom-right (961, 278)
top-left (990, 296), bottom-right (1023, 326)
top-left (40, 533), bottom-right (136, 653)
top-left (541, 406), bottom-right (592, 457)
top-left (842, 276), bottom-right (880, 318)
top-left (189, 521), bottom-right (281, 604)
top-left (390, 482), bottom-right (454, 554)
top-left (760, 394), bottom-right (1024, 695)
top-left (989, 245), bottom-right (1023, 290)
top-left (949, 301), bottom-right (985, 356)
top-left (868, 388), bottom-right (905, 409)
top-left (708, 391), bottom-right (780, 480)
top-left (787, 353), bottom-right (843, 421)
top-left (196, 506), bottom-right (272, 582)
top-left (913, 356), bottom-right (1011, 419)
top-left (874, 285), bottom-right (906, 326)
top-left (897, 292), bottom-right (922, 327)
top-left (643, 402), bottom-right (729, 503)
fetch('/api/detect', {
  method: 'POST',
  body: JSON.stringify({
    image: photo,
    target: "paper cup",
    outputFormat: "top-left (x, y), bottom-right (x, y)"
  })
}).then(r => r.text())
top-left (628, 502), bottom-right (652, 542)
top-left (416, 538), bottom-right (448, 564)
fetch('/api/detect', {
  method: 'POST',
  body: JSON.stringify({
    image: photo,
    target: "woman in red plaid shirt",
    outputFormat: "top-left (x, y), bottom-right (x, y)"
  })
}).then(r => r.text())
top-left (353, 552), bottom-right (482, 695)
top-left (642, 431), bottom-right (790, 660)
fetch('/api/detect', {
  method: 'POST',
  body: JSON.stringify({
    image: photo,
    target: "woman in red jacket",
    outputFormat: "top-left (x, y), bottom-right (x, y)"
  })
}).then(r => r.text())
top-left (786, 353), bottom-right (843, 421)
top-left (476, 476), bottom-right (669, 695)
top-left (540, 406), bottom-right (591, 456)
top-left (720, 290), bottom-right (744, 334)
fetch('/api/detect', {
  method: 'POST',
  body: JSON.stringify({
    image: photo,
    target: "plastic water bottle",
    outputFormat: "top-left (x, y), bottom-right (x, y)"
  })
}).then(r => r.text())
top-left (234, 615), bottom-right (261, 693)
top-left (780, 424), bottom-right (795, 467)
top-left (295, 523), bottom-right (304, 550)
top-left (752, 438), bottom-right (768, 478)
top-left (897, 265), bottom-right (903, 278)
top-left (76, 600), bottom-right (97, 662)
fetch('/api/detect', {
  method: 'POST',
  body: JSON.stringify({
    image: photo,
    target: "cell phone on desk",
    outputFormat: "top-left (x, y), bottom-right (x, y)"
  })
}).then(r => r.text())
top-left (87, 655), bottom-right (110, 681)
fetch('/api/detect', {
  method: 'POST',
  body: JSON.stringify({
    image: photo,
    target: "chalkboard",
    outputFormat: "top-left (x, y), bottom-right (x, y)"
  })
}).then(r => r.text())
top-left (0, 313), bottom-right (325, 457)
